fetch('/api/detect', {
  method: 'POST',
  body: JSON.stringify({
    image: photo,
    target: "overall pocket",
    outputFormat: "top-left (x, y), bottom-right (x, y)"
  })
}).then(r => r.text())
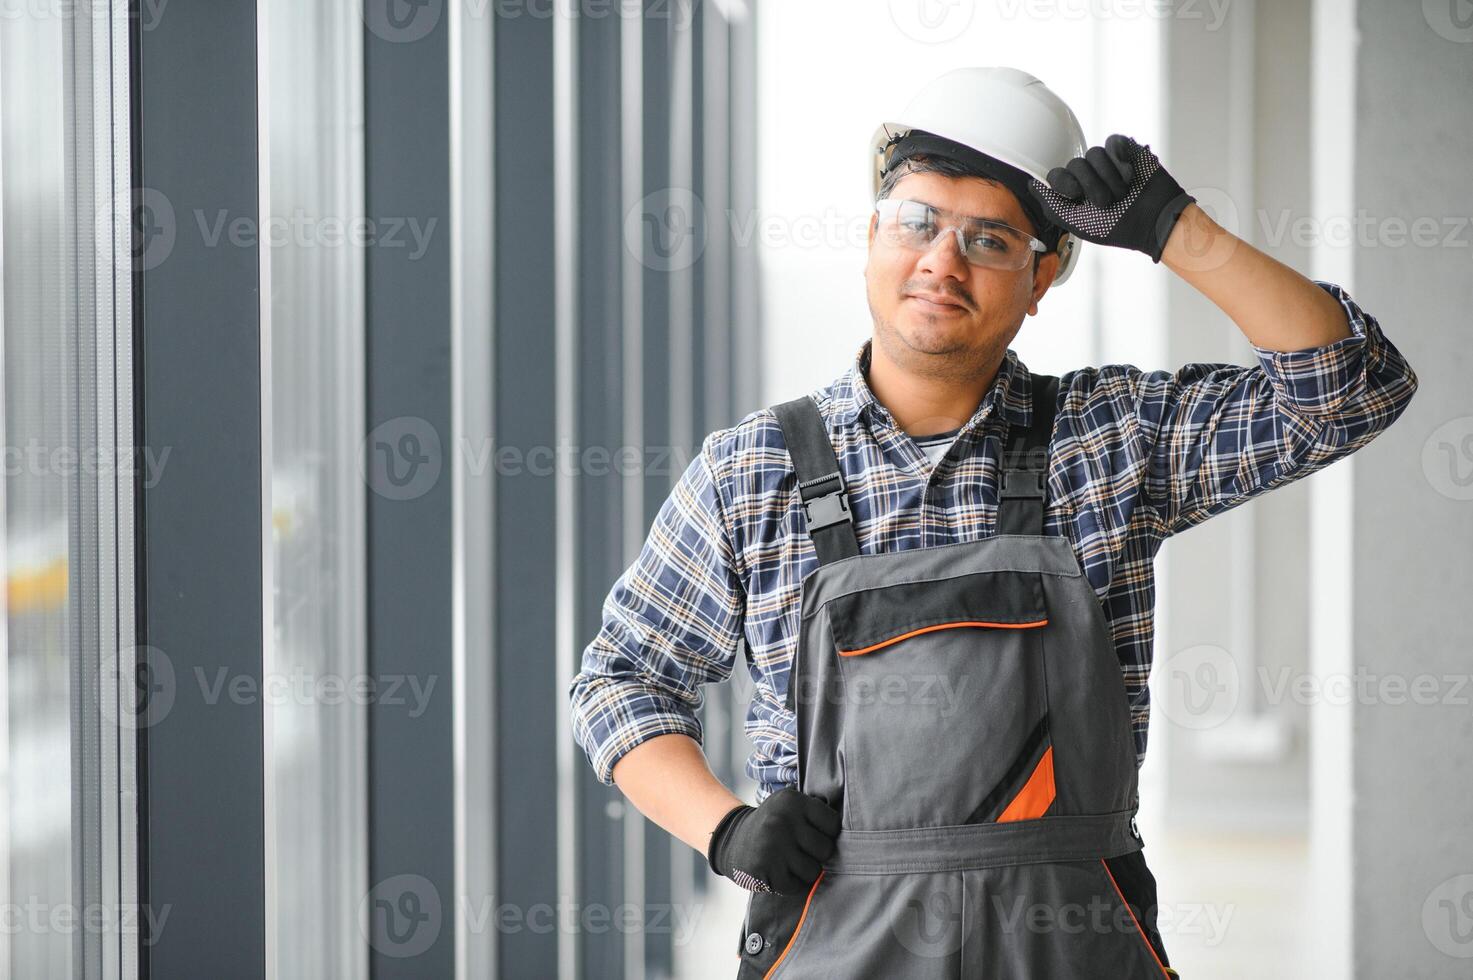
top-left (825, 569), bottom-right (1052, 831)
top-left (1100, 850), bottom-right (1176, 977)
top-left (963, 858), bottom-right (1171, 978)
top-left (735, 875), bottom-right (824, 980)
top-left (759, 870), bottom-right (964, 980)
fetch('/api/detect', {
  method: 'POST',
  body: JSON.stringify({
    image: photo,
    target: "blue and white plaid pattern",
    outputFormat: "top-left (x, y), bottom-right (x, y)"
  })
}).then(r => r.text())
top-left (569, 280), bottom-right (1418, 803)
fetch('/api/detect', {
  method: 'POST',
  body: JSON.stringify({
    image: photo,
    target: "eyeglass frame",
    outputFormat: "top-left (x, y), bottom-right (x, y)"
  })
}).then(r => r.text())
top-left (871, 197), bottom-right (1049, 271)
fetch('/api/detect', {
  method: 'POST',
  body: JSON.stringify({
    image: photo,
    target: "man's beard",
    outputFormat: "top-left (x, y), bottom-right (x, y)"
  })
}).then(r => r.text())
top-left (867, 298), bottom-right (999, 383)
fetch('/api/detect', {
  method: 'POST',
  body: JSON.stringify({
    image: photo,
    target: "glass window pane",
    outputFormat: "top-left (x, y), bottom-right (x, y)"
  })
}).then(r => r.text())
top-left (262, 0), bottom-right (369, 975)
top-left (1, 12), bottom-right (74, 978)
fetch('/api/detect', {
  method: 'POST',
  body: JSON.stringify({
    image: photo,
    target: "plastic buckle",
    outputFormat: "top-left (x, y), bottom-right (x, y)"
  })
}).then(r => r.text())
top-left (999, 469), bottom-right (1045, 499)
top-left (802, 488), bottom-right (852, 531)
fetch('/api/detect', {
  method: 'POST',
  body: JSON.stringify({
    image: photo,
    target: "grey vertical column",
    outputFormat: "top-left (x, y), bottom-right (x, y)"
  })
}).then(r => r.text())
top-left (691, 0), bottom-right (719, 444)
top-left (1313, 3), bottom-right (1471, 977)
top-left (683, 0), bottom-right (717, 913)
top-left (132, 0), bottom-right (266, 974)
top-left (70, 6), bottom-right (105, 978)
top-left (727, 3), bottom-right (763, 421)
top-left (638, 7), bottom-right (677, 980)
top-left (686, 0), bottom-right (738, 908)
top-left (362, 2), bottom-right (455, 976)
top-left (490, 3), bottom-right (561, 978)
top-left (716, 0), bottom-right (765, 808)
top-left (692, 0), bottom-right (739, 798)
top-left (65, 1), bottom-right (139, 977)
top-left (571, 4), bottom-right (631, 979)
top-left (450, 0), bottom-right (498, 976)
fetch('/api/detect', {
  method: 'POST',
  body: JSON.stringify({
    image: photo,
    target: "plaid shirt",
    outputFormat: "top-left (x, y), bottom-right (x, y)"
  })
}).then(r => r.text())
top-left (569, 280), bottom-right (1417, 804)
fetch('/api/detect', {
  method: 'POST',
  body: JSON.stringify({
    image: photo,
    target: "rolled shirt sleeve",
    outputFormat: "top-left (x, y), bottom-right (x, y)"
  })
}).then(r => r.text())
top-left (1131, 279), bottom-right (1418, 536)
top-left (568, 429), bottom-right (747, 785)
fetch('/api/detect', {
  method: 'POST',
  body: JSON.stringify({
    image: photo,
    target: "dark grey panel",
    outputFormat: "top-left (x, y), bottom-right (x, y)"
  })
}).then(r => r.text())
top-left (133, 0), bottom-right (265, 973)
top-left (492, 6), bottom-right (561, 978)
top-left (639, 11), bottom-right (676, 975)
top-left (573, 5), bottom-right (631, 980)
top-left (363, 6), bottom-right (455, 978)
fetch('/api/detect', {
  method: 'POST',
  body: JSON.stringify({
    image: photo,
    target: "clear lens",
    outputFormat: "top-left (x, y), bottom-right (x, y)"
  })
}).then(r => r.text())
top-left (874, 199), bottom-right (1043, 271)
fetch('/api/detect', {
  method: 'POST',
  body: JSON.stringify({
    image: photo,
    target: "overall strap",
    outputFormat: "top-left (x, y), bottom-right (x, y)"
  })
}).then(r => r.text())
top-left (772, 395), bottom-right (860, 566)
top-left (997, 372), bottom-right (1059, 537)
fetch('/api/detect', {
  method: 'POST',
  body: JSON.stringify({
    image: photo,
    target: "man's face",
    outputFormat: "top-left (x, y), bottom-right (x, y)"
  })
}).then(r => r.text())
top-left (864, 171), bottom-right (1059, 374)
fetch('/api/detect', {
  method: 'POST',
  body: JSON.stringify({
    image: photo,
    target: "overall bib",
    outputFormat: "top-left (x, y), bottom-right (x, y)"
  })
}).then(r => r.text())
top-left (734, 374), bottom-right (1179, 979)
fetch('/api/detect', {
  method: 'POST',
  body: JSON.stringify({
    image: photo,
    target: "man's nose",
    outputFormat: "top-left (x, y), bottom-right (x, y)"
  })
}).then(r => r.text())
top-left (917, 226), bottom-right (969, 275)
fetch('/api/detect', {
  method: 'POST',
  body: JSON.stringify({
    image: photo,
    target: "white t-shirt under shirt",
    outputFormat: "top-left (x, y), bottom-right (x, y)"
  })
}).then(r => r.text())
top-left (913, 424), bottom-right (962, 467)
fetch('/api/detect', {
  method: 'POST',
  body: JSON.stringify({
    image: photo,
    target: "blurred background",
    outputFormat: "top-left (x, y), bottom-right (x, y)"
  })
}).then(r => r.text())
top-left (1, 0), bottom-right (1469, 977)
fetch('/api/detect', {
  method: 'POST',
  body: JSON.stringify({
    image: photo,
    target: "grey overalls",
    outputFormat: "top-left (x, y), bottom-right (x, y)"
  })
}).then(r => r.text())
top-left (734, 372), bottom-right (1179, 978)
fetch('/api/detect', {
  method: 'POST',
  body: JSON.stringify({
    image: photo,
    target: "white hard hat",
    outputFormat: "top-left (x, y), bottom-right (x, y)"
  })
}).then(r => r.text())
top-left (870, 67), bottom-right (1089, 286)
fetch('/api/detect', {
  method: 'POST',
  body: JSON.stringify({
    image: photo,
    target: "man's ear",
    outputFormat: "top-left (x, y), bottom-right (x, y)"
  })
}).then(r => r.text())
top-left (867, 212), bottom-right (877, 248)
top-left (1027, 250), bottom-right (1061, 317)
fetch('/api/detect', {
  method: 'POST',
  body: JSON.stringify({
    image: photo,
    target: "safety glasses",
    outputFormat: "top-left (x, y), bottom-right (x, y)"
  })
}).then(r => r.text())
top-left (873, 198), bottom-right (1047, 271)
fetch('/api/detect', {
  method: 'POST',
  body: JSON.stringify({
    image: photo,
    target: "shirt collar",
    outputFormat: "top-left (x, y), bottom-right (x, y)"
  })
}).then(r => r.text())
top-left (826, 337), bottom-right (1033, 435)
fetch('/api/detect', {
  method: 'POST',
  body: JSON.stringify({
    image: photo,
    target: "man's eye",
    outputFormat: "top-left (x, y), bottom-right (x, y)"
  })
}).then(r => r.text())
top-left (900, 218), bottom-right (935, 234)
top-left (968, 235), bottom-right (1007, 251)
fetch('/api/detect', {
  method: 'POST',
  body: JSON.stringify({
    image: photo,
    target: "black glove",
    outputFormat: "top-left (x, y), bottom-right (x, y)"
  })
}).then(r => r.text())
top-left (1027, 134), bottom-right (1195, 263)
top-left (706, 788), bottom-right (841, 895)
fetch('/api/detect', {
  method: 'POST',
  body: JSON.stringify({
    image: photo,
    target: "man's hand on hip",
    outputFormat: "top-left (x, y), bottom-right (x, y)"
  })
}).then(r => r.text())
top-left (706, 787), bottom-right (841, 895)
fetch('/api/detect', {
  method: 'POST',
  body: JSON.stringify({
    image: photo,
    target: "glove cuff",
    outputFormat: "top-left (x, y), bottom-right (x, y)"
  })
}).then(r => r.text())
top-left (706, 803), bottom-right (753, 877)
top-left (1147, 188), bottom-right (1196, 263)
top-left (1106, 163), bottom-right (1193, 262)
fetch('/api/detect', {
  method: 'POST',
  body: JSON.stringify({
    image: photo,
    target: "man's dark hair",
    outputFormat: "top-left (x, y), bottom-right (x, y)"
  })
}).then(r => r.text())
top-left (876, 152), bottom-right (1048, 274)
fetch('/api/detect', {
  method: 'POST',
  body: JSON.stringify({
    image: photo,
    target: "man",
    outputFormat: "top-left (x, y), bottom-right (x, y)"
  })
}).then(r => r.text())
top-left (569, 67), bottom-right (1417, 976)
